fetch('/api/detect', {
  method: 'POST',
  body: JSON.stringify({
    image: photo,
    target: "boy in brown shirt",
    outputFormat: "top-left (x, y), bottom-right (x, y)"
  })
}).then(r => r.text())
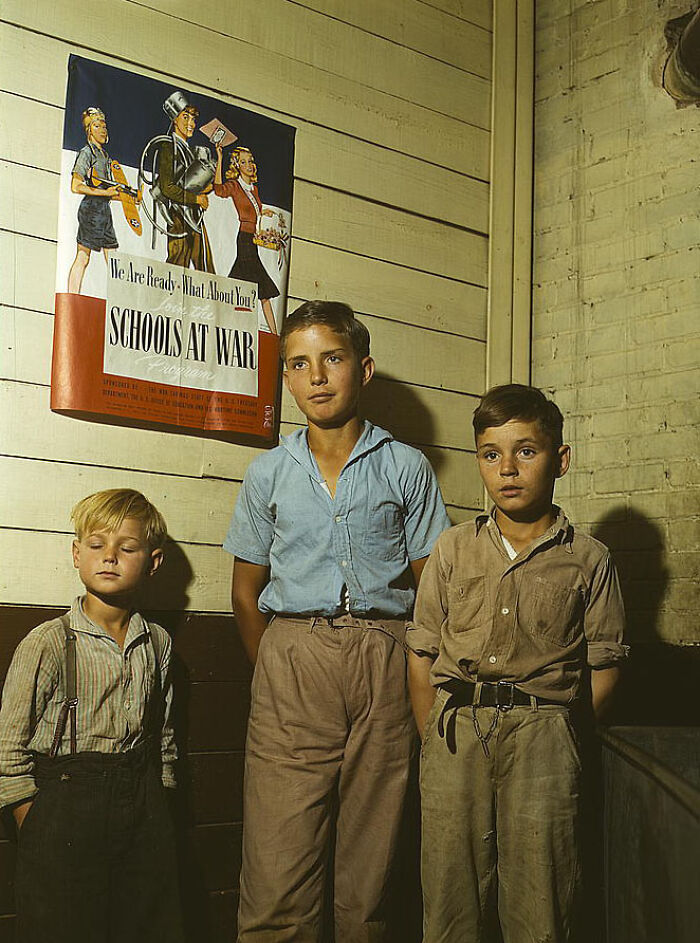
top-left (407, 384), bottom-right (627, 943)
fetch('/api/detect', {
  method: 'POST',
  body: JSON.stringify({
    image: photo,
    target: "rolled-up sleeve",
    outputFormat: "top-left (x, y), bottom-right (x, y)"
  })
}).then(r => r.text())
top-left (403, 453), bottom-right (451, 561)
top-left (406, 539), bottom-right (449, 658)
top-left (223, 464), bottom-right (275, 565)
top-left (585, 552), bottom-right (629, 668)
top-left (0, 631), bottom-right (59, 808)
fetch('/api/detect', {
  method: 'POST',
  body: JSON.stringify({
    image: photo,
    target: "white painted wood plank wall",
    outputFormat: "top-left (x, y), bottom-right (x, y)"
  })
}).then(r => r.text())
top-left (0, 0), bottom-right (492, 611)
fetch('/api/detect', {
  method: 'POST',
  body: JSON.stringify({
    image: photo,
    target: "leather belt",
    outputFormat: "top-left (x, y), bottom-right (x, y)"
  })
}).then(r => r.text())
top-left (436, 678), bottom-right (564, 757)
top-left (439, 677), bottom-right (561, 710)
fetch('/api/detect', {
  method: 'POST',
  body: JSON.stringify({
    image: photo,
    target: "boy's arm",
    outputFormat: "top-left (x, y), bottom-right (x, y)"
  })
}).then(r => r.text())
top-left (584, 551), bottom-right (628, 722)
top-left (409, 557), bottom-right (429, 588)
top-left (403, 451), bottom-right (451, 564)
top-left (591, 665), bottom-right (621, 722)
top-left (156, 632), bottom-right (177, 789)
top-left (232, 559), bottom-right (271, 666)
top-left (0, 630), bottom-right (59, 819)
top-left (406, 540), bottom-right (448, 735)
top-left (408, 652), bottom-right (437, 738)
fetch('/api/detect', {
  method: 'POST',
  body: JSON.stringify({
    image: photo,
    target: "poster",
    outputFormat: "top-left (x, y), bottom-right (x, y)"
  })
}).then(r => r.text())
top-left (51, 56), bottom-right (295, 441)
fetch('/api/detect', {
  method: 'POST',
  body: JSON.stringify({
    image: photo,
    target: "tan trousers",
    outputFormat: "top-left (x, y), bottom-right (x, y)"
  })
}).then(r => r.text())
top-left (420, 689), bottom-right (582, 943)
top-left (238, 615), bottom-right (415, 943)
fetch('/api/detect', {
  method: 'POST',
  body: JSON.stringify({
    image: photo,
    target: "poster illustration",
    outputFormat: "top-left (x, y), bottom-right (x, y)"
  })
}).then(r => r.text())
top-left (51, 56), bottom-right (295, 441)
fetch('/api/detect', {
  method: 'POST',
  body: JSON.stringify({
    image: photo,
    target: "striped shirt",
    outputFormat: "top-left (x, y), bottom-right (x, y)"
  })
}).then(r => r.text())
top-left (0, 597), bottom-right (177, 807)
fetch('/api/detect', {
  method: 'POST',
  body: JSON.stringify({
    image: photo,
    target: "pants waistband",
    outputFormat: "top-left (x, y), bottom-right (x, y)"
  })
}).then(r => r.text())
top-left (33, 740), bottom-right (155, 781)
top-left (439, 678), bottom-right (563, 710)
top-left (274, 613), bottom-right (406, 629)
top-left (436, 680), bottom-right (567, 756)
top-left (272, 613), bottom-right (408, 649)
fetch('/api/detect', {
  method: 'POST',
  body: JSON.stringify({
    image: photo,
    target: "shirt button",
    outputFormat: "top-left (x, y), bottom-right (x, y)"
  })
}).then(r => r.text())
top-left (501, 607), bottom-right (510, 615)
top-left (125, 701), bottom-right (131, 710)
top-left (488, 655), bottom-right (497, 664)
top-left (335, 516), bottom-right (342, 523)
top-left (341, 560), bottom-right (348, 567)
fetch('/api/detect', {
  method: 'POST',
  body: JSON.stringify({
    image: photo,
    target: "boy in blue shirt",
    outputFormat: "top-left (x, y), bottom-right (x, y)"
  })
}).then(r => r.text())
top-left (223, 300), bottom-right (450, 942)
top-left (407, 384), bottom-right (627, 943)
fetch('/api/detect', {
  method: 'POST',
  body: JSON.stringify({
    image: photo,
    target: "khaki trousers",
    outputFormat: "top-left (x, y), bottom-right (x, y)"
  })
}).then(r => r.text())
top-left (420, 689), bottom-right (582, 943)
top-left (238, 615), bottom-right (415, 943)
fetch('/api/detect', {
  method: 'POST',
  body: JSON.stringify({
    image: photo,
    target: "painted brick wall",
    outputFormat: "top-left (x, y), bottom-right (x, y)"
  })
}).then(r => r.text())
top-left (533, 0), bottom-right (700, 663)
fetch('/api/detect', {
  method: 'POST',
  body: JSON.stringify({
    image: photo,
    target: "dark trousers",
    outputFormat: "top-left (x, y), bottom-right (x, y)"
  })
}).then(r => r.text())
top-left (15, 745), bottom-right (184, 943)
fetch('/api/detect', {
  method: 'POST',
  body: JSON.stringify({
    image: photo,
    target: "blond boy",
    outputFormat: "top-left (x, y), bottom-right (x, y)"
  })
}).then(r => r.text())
top-left (0, 489), bottom-right (183, 943)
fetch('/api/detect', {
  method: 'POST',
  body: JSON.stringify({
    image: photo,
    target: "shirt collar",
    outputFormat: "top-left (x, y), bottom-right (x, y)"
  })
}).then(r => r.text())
top-left (279, 420), bottom-right (393, 480)
top-left (476, 506), bottom-right (573, 548)
top-left (70, 597), bottom-right (150, 649)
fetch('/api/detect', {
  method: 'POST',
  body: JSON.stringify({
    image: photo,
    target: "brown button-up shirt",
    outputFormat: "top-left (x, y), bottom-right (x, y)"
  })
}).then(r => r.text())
top-left (406, 509), bottom-right (628, 704)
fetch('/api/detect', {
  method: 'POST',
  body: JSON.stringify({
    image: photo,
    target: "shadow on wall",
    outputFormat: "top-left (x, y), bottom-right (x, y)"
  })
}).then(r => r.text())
top-left (145, 543), bottom-right (243, 941)
top-left (592, 507), bottom-right (699, 726)
top-left (362, 371), bottom-right (439, 465)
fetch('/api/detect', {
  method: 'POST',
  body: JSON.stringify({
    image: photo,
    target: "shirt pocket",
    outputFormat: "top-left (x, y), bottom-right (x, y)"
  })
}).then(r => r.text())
top-left (447, 575), bottom-right (486, 633)
top-left (362, 501), bottom-right (406, 561)
top-left (524, 576), bottom-right (582, 647)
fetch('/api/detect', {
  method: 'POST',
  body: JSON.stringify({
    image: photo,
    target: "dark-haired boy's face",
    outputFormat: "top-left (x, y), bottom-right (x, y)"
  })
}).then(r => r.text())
top-left (283, 325), bottom-right (373, 429)
top-left (476, 420), bottom-right (570, 523)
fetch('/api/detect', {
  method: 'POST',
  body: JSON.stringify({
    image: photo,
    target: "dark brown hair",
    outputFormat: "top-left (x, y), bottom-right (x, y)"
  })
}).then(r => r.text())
top-left (280, 300), bottom-right (370, 362)
top-left (472, 384), bottom-right (564, 447)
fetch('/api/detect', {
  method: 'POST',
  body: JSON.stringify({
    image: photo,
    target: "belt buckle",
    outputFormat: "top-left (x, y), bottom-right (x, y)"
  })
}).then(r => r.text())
top-left (496, 680), bottom-right (514, 711)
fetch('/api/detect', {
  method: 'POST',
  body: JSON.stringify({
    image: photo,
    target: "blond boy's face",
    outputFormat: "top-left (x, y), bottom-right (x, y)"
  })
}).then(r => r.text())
top-left (283, 324), bottom-right (373, 429)
top-left (476, 419), bottom-right (570, 523)
top-left (72, 517), bottom-right (162, 602)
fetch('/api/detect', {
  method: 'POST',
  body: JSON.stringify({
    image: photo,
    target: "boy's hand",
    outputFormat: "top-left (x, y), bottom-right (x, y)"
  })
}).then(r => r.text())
top-left (12, 799), bottom-right (34, 829)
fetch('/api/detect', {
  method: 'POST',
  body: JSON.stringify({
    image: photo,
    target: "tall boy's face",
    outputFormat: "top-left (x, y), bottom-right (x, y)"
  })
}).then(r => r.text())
top-left (476, 420), bottom-right (570, 523)
top-left (72, 517), bottom-right (162, 602)
top-left (283, 325), bottom-right (374, 428)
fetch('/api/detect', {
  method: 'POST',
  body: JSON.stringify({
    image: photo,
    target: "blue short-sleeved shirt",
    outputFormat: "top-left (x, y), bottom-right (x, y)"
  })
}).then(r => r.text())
top-left (223, 421), bottom-right (451, 618)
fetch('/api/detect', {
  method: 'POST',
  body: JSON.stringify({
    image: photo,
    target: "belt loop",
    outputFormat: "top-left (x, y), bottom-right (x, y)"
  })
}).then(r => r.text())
top-left (474, 681), bottom-right (483, 707)
top-left (309, 617), bottom-right (318, 634)
top-left (530, 695), bottom-right (538, 712)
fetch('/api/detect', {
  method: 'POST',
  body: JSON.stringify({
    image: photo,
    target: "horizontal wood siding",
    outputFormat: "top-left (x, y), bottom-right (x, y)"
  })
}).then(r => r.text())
top-left (0, 1), bottom-right (493, 937)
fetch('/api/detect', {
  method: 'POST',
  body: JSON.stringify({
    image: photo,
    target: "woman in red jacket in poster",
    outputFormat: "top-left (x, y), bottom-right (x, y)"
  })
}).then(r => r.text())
top-left (214, 143), bottom-right (279, 335)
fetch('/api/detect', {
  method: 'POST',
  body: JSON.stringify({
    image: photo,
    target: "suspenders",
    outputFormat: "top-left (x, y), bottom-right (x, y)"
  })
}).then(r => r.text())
top-left (49, 613), bottom-right (78, 757)
top-left (46, 611), bottom-right (165, 758)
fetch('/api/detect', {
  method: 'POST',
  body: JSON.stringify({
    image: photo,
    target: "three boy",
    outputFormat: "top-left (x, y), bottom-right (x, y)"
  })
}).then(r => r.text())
top-left (0, 489), bottom-right (182, 943)
top-left (407, 384), bottom-right (627, 943)
top-left (0, 313), bottom-right (626, 943)
top-left (224, 300), bottom-right (451, 941)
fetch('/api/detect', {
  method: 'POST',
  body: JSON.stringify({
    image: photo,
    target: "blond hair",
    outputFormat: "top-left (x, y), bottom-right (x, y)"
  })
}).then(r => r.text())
top-left (225, 146), bottom-right (257, 183)
top-left (71, 489), bottom-right (168, 550)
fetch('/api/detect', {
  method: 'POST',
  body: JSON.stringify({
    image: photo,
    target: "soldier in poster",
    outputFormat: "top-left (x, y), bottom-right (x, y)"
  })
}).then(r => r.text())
top-left (153, 91), bottom-right (216, 273)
